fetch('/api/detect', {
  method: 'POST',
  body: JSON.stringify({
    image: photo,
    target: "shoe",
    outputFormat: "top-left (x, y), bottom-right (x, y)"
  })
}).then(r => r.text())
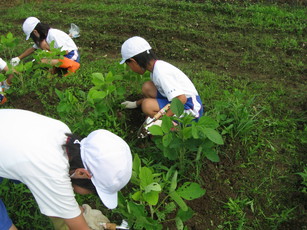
top-left (0, 94), bottom-right (7, 105)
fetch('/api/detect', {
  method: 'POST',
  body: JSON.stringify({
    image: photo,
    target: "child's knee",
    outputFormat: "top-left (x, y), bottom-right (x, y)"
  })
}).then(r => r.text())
top-left (142, 98), bottom-right (159, 117)
top-left (142, 81), bottom-right (156, 97)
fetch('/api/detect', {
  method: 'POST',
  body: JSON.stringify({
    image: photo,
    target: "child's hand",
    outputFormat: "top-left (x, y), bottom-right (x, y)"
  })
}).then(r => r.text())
top-left (121, 101), bottom-right (137, 109)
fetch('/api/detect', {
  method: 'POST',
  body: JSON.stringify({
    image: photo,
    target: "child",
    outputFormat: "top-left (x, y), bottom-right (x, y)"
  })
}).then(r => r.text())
top-left (0, 58), bottom-right (13, 104)
top-left (120, 36), bottom-right (203, 121)
top-left (0, 109), bottom-right (132, 229)
top-left (11, 17), bottom-right (80, 76)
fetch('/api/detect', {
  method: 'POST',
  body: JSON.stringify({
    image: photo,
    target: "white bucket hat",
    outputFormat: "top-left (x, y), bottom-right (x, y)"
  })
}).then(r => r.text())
top-left (23, 17), bottom-right (40, 40)
top-left (80, 129), bottom-right (132, 209)
top-left (120, 36), bottom-right (152, 64)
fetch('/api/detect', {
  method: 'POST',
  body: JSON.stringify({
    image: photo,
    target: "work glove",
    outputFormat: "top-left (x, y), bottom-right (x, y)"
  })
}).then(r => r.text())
top-left (121, 101), bottom-right (137, 109)
top-left (82, 204), bottom-right (110, 230)
top-left (10, 57), bottom-right (20, 66)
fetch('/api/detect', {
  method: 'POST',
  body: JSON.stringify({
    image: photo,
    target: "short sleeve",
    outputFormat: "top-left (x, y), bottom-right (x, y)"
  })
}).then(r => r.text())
top-left (23, 175), bottom-right (81, 219)
top-left (0, 58), bottom-right (7, 71)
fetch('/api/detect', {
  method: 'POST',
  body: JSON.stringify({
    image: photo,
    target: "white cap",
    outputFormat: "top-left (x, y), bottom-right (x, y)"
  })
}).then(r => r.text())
top-left (23, 17), bottom-right (40, 40)
top-left (120, 36), bottom-right (152, 64)
top-left (80, 129), bottom-right (132, 209)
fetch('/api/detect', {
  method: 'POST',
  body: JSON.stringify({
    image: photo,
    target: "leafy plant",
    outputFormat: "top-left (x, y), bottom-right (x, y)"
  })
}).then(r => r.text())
top-left (222, 197), bottom-right (254, 230)
top-left (116, 154), bottom-right (205, 230)
top-left (0, 32), bottom-right (19, 58)
top-left (56, 71), bottom-right (126, 136)
top-left (295, 165), bottom-right (307, 194)
top-left (148, 98), bottom-right (224, 172)
top-left (210, 89), bottom-right (262, 144)
top-left (12, 41), bottom-right (66, 94)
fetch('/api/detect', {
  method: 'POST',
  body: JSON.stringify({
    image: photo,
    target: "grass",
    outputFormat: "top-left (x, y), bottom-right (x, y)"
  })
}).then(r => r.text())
top-left (0, 0), bottom-right (306, 229)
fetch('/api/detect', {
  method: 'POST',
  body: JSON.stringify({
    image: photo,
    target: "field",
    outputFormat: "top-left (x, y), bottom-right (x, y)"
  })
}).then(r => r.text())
top-left (0, 0), bottom-right (306, 229)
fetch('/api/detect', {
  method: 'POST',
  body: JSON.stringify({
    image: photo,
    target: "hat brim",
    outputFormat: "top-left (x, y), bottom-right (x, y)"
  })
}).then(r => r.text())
top-left (96, 188), bottom-right (118, 209)
top-left (119, 59), bottom-right (126, 65)
top-left (25, 34), bottom-right (30, 40)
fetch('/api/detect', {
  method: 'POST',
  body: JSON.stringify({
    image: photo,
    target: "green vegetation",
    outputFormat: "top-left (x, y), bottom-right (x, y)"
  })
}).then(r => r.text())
top-left (0, 0), bottom-right (306, 229)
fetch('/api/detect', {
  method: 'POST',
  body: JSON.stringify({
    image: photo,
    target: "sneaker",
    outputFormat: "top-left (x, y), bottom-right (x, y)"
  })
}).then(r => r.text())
top-left (0, 94), bottom-right (7, 105)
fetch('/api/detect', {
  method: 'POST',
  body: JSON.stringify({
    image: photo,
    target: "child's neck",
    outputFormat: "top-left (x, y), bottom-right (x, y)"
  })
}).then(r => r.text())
top-left (147, 59), bottom-right (157, 72)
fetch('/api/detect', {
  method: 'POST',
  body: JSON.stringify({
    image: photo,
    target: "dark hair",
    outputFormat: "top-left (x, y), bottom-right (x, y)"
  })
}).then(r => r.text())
top-left (30, 22), bottom-right (50, 47)
top-left (126, 49), bottom-right (157, 69)
top-left (63, 133), bottom-right (97, 194)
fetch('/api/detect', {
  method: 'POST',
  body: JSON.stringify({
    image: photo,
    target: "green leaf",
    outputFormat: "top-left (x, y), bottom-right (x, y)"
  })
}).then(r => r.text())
top-left (127, 201), bottom-right (147, 217)
top-left (132, 191), bottom-right (142, 201)
top-left (148, 125), bottom-right (163, 136)
top-left (163, 147), bottom-right (178, 160)
top-left (144, 182), bottom-right (161, 193)
top-left (143, 190), bottom-right (159, 205)
top-left (116, 86), bottom-right (126, 96)
top-left (177, 182), bottom-right (206, 200)
top-left (191, 123), bottom-right (199, 139)
top-left (177, 207), bottom-right (194, 222)
top-left (107, 84), bottom-right (116, 93)
top-left (164, 202), bottom-right (177, 214)
top-left (91, 72), bottom-right (104, 86)
top-left (105, 71), bottom-right (115, 83)
top-left (182, 126), bottom-right (192, 139)
top-left (139, 167), bottom-right (154, 188)
top-left (133, 154), bottom-right (141, 176)
top-left (94, 102), bottom-right (109, 114)
top-left (170, 191), bottom-right (188, 211)
top-left (161, 116), bottom-right (172, 133)
top-left (88, 89), bottom-right (107, 100)
top-left (175, 217), bottom-right (184, 230)
top-left (55, 88), bottom-right (63, 99)
top-left (205, 149), bottom-right (220, 162)
top-left (169, 170), bottom-right (178, 192)
top-left (84, 118), bottom-right (94, 126)
top-left (162, 133), bottom-right (173, 147)
top-left (0, 73), bottom-right (6, 82)
top-left (170, 97), bottom-right (184, 117)
top-left (134, 216), bottom-right (163, 230)
top-left (203, 128), bottom-right (224, 145)
top-left (198, 116), bottom-right (219, 129)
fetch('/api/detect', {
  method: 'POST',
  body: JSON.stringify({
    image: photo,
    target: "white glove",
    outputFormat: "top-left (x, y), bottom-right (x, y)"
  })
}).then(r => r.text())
top-left (82, 204), bottom-right (110, 230)
top-left (10, 57), bottom-right (20, 66)
top-left (121, 101), bottom-right (137, 109)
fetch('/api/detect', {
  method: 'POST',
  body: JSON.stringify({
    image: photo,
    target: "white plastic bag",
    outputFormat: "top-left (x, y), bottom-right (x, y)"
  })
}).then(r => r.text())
top-left (69, 23), bottom-right (80, 38)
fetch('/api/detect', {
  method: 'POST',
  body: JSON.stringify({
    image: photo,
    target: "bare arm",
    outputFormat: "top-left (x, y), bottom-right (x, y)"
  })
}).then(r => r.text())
top-left (18, 47), bottom-right (36, 60)
top-left (63, 213), bottom-right (90, 230)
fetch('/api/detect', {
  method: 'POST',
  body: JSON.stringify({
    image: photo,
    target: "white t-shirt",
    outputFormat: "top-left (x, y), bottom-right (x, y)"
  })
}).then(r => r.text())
top-left (0, 109), bottom-right (81, 219)
top-left (151, 60), bottom-right (202, 117)
top-left (33, 28), bottom-right (78, 52)
top-left (0, 58), bottom-right (7, 71)
top-left (151, 60), bottom-right (199, 101)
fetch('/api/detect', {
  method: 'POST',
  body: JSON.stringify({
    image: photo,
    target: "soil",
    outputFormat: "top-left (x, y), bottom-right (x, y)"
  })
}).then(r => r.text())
top-left (0, 1), bottom-right (306, 230)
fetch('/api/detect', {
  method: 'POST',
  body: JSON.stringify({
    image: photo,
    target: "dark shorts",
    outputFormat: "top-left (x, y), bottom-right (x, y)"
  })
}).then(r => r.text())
top-left (65, 50), bottom-right (80, 63)
top-left (156, 91), bottom-right (203, 121)
top-left (0, 199), bottom-right (13, 230)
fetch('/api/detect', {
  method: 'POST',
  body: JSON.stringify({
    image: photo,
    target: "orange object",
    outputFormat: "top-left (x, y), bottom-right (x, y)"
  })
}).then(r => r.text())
top-left (59, 57), bottom-right (80, 76)
top-left (0, 95), bottom-right (7, 105)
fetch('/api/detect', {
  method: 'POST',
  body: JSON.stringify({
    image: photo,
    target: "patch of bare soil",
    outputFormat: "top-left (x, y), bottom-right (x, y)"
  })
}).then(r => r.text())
top-left (5, 92), bottom-right (45, 114)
